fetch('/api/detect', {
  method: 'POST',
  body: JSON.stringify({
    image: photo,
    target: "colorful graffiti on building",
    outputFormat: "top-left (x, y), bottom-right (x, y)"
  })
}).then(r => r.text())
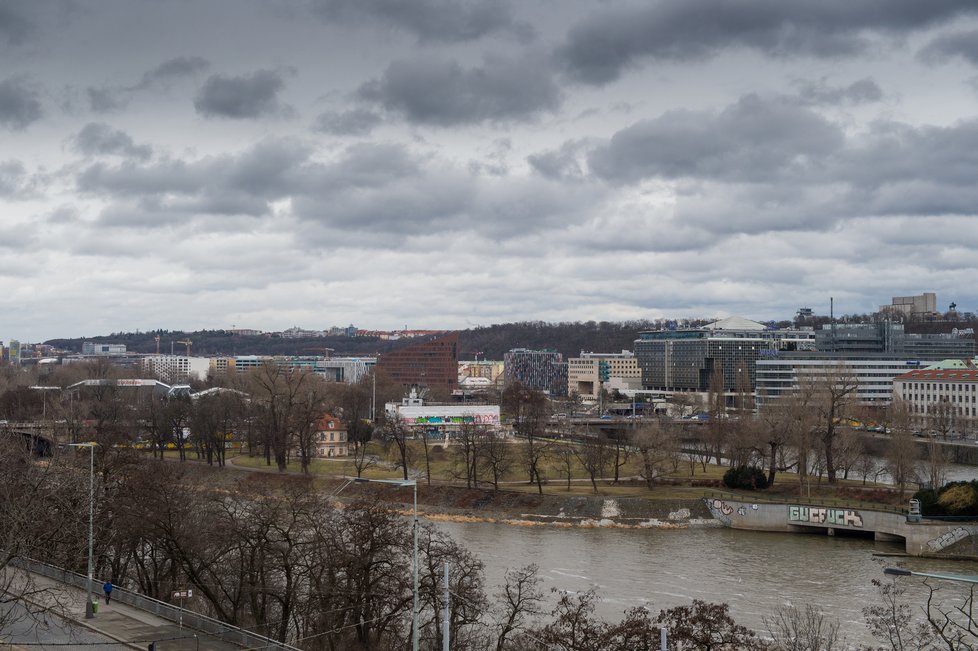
top-left (788, 506), bottom-right (864, 528)
top-left (403, 413), bottom-right (500, 425)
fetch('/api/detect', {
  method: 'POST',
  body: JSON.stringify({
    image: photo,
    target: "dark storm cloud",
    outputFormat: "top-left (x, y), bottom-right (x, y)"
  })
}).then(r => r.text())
top-left (0, 76), bottom-right (42, 130)
top-left (527, 141), bottom-right (587, 181)
top-left (587, 94), bottom-right (843, 184)
top-left (194, 69), bottom-right (293, 119)
top-left (132, 56), bottom-right (210, 90)
top-left (556, 0), bottom-right (978, 85)
top-left (79, 139), bottom-right (429, 231)
top-left (72, 123), bottom-right (152, 159)
top-left (312, 108), bottom-right (382, 135)
top-left (358, 54), bottom-right (561, 125)
top-left (86, 86), bottom-right (128, 113)
top-left (841, 120), bottom-right (978, 191)
top-left (793, 78), bottom-right (883, 106)
top-left (310, 0), bottom-right (531, 43)
top-left (85, 57), bottom-right (210, 114)
top-left (919, 29), bottom-right (978, 66)
top-left (0, 2), bottom-right (35, 46)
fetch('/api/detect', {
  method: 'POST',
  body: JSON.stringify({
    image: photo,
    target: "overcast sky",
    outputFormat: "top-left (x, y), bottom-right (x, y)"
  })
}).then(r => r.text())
top-left (5, 1), bottom-right (978, 341)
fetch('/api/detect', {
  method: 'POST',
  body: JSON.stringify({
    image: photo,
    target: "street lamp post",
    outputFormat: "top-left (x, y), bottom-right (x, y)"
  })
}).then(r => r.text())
top-left (883, 567), bottom-right (978, 584)
top-left (68, 442), bottom-right (96, 618)
top-left (355, 478), bottom-right (418, 651)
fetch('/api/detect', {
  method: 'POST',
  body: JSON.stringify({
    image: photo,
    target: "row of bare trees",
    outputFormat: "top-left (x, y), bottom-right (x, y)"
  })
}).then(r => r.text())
top-left (498, 366), bottom-right (948, 497)
top-left (0, 359), bottom-right (409, 476)
top-left (2, 437), bottom-right (799, 650)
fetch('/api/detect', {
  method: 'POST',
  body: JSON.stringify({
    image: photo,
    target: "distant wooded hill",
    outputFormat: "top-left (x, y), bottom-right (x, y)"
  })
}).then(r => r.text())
top-left (45, 315), bottom-right (974, 361)
top-left (43, 320), bottom-right (697, 360)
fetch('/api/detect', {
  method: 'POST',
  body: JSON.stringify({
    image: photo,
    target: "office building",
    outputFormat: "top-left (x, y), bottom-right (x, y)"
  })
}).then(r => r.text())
top-left (756, 353), bottom-right (923, 407)
top-left (892, 361), bottom-right (978, 434)
top-left (376, 332), bottom-right (459, 395)
top-left (880, 292), bottom-right (938, 319)
top-left (503, 348), bottom-right (567, 396)
top-left (567, 351), bottom-right (641, 400)
top-left (633, 317), bottom-right (814, 393)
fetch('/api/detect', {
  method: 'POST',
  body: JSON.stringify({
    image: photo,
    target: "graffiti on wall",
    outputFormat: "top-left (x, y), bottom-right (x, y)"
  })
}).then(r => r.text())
top-left (705, 498), bottom-right (733, 525)
top-left (788, 506), bottom-right (864, 528)
top-left (927, 527), bottom-right (975, 552)
top-left (710, 499), bottom-right (733, 515)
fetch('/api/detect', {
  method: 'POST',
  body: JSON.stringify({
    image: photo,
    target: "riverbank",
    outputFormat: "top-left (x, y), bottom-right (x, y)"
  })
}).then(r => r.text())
top-left (337, 480), bottom-right (720, 529)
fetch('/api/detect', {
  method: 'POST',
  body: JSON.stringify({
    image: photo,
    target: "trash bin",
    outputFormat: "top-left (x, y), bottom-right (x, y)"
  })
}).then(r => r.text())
top-left (92, 599), bottom-right (99, 614)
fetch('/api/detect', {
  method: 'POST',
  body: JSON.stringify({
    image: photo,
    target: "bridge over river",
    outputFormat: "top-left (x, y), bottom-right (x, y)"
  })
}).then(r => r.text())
top-left (705, 494), bottom-right (978, 556)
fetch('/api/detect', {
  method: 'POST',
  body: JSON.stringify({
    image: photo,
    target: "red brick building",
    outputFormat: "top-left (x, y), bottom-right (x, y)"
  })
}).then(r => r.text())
top-left (377, 332), bottom-right (459, 395)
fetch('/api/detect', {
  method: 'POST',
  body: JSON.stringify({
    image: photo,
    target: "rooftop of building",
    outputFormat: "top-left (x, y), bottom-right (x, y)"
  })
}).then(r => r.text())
top-left (895, 366), bottom-right (978, 381)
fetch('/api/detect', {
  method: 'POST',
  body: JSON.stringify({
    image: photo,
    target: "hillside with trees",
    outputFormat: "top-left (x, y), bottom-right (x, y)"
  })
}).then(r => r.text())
top-left (43, 320), bottom-right (717, 359)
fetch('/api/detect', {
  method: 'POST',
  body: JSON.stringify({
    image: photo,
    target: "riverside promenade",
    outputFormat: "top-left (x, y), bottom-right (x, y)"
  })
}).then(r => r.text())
top-left (10, 565), bottom-right (296, 651)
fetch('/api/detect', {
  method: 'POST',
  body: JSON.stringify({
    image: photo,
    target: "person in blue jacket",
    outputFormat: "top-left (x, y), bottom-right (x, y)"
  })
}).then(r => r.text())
top-left (103, 580), bottom-right (113, 604)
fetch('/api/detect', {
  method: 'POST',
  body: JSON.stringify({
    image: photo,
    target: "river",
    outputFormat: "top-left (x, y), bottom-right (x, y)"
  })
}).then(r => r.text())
top-left (435, 520), bottom-right (978, 647)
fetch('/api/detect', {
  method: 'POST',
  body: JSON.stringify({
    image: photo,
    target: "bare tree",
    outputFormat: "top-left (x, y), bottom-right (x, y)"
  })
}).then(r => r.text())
top-left (833, 426), bottom-right (867, 481)
top-left (493, 564), bottom-right (544, 651)
top-left (887, 400), bottom-right (921, 496)
top-left (632, 421), bottom-right (680, 489)
top-left (863, 576), bottom-right (936, 650)
top-left (706, 362), bottom-right (727, 465)
top-left (382, 411), bottom-right (414, 481)
top-left (350, 431), bottom-right (377, 478)
top-left (572, 433), bottom-right (611, 494)
top-left (0, 436), bottom-right (87, 637)
top-left (452, 422), bottom-right (482, 489)
top-left (606, 430), bottom-right (631, 484)
top-left (552, 444), bottom-right (576, 491)
top-left (802, 365), bottom-right (859, 484)
top-left (764, 604), bottom-right (844, 651)
top-left (924, 433), bottom-right (948, 490)
top-left (930, 399), bottom-right (956, 440)
top-left (477, 431), bottom-right (513, 491)
top-left (289, 375), bottom-right (331, 474)
top-left (501, 382), bottom-right (551, 494)
top-left (757, 390), bottom-right (810, 487)
top-left (246, 363), bottom-right (324, 472)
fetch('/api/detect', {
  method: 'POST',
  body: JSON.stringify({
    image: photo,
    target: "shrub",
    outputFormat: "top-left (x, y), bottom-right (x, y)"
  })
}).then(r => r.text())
top-left (723, 466), bottom-right (769, 490)
top-left (939, 485), bottom-right (978, 513)
top-left (914, 480), bottom-right (978, 517)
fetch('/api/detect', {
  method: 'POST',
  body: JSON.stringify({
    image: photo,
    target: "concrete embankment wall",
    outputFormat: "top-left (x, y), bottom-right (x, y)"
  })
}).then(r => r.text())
top-left (704, 496), bottom-right (978, 556)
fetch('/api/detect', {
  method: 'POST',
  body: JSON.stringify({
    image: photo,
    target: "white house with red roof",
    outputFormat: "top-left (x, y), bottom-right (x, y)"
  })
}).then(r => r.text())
top-left (314, 415), bottom-right (348, 457)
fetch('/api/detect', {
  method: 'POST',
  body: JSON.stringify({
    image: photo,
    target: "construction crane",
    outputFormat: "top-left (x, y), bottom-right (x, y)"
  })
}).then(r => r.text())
top-left (154, 335), bottom-right (161, 355)
top-left (176, 339), bottom-right (192, 356)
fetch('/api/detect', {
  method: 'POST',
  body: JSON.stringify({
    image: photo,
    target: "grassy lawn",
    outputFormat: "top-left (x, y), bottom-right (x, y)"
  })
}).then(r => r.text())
top-left (150, 439), bottom-right (901, 508)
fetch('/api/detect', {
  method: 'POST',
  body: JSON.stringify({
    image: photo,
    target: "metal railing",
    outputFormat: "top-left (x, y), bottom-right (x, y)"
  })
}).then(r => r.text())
top-left (13, 557), bottom-right (301, 650)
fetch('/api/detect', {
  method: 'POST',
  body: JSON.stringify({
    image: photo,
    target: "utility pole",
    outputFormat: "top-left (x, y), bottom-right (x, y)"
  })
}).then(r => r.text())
top-left (443, 561), bottom-right (450, 651)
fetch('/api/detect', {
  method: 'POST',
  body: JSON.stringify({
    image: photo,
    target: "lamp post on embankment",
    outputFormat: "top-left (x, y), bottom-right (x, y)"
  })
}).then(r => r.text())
top-left (883, 567), bottom-right (978, 584)
top-left (67, 442), bottom-right (96, 618)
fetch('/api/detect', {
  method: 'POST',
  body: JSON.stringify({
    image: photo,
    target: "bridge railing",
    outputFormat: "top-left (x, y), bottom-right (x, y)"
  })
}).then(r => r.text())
top-left (12, 557), bottom-right (301, 650)
top-left (703, 489), bottom-right (908, 515)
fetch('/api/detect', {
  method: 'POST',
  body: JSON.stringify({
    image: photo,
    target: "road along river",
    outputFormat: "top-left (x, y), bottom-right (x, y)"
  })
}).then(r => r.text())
top-left (434, 520), bottom-right (978, 646)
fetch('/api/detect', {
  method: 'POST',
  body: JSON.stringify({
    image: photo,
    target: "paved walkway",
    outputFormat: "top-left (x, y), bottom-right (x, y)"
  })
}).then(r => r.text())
top-left (17, 571), bottom-right (247, 650)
